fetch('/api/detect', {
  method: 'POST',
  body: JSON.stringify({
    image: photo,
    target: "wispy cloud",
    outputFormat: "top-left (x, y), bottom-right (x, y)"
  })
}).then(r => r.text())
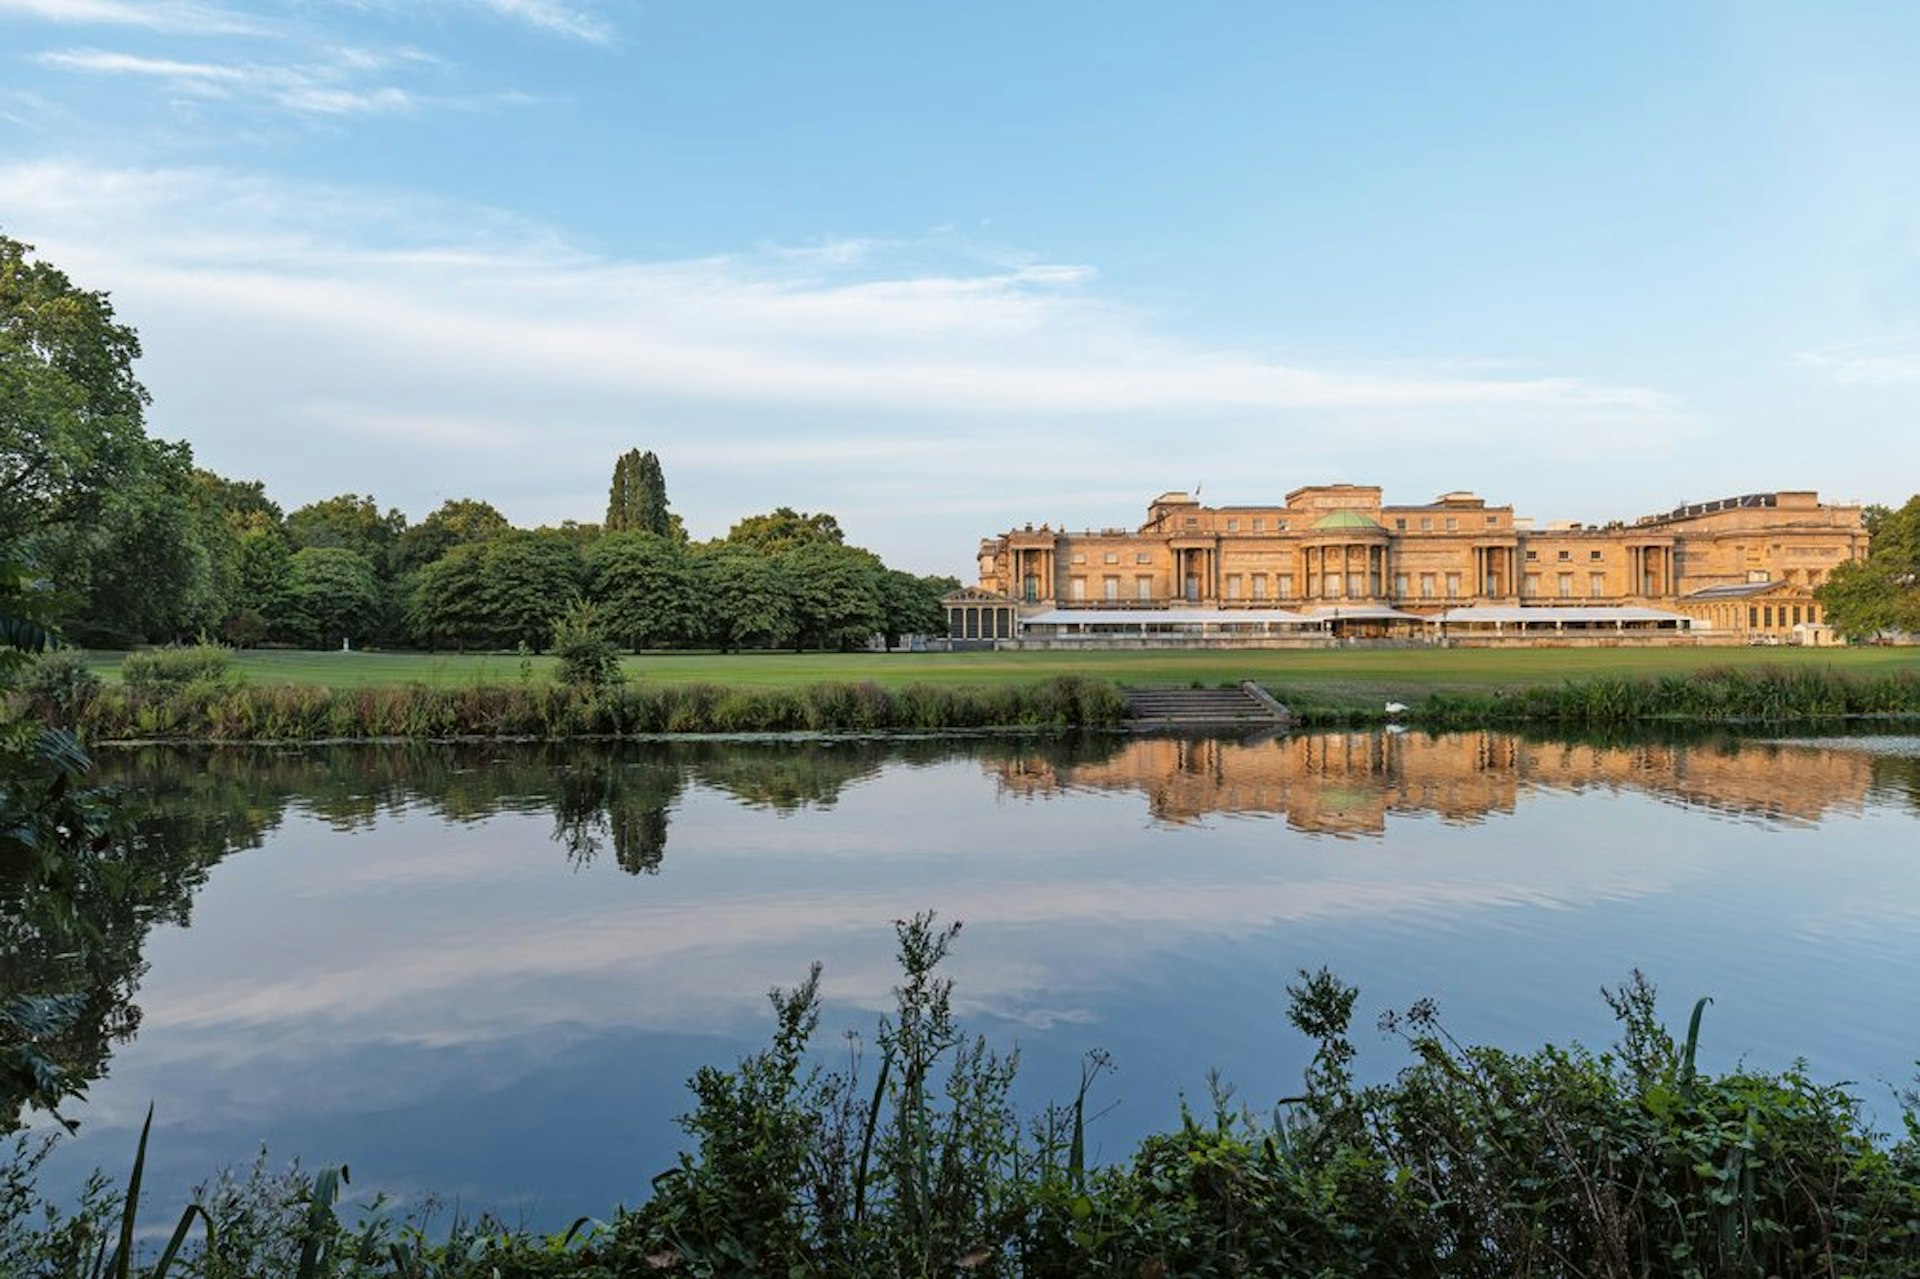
top-left (470, 0), bottom-right (613, 45)
top-left (0, 0), bottom-right (267, 35)
top-left (1795, 340), bottom-right (1920, 386)
top-left (34, 44), bottom-right (444, 115)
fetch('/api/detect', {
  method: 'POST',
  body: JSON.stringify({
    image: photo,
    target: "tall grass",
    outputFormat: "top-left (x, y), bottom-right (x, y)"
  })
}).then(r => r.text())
top-left (1415, 664), bottom-right (1920, 728)
top-left (61, 675), bottom-right (1130, 742)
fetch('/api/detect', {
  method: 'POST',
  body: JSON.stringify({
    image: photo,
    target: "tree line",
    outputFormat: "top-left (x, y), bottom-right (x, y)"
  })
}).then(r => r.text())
top-left (2, 235), bottom-right (953, 653)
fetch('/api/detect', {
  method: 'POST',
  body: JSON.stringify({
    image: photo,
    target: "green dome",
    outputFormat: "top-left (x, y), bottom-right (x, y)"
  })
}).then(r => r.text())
top-left (1312, 509), bottom-right (1382, 530)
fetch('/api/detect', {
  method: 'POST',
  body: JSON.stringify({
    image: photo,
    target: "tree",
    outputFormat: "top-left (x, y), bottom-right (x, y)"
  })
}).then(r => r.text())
top-left (727, 507), bottom-right (844, 555)
top-left (283, 546), bottom-right (380, 647)
top-left (877, 571), bottom-right (958, 650)
top-left (407, 541), bottom-right (493, 650)
top-left (286, 494), bottom-right (407, 571)
top-left (29, 440), bottom-right (224, 644)
top-left (0, 236), bottom-right (152, 548)
top-left (693, 542), bottom-right (794, 652)
top-left (1817, 494), bottom-right (1920, 640)
top-left (605, 448), bottom-right (673, 537)
top-left (480, 530), bottom-right (583, 651)
top-left (587, 531), bottom-right (700, 650)
top-left (782, 541), bottom-right (883, 651)
top-left (392, 498), bottom-right (511, 576)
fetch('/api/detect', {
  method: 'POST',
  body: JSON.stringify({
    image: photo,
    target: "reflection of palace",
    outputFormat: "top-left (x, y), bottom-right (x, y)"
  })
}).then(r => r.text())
top-left (994, 734), bottom-right (1875, 834)
top-left (950, 486), bottom-right (1866, 646)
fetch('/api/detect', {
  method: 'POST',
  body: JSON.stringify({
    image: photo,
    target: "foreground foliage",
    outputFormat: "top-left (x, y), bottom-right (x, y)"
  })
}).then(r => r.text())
top-left (8, 915), bottom-right (1920, 1278)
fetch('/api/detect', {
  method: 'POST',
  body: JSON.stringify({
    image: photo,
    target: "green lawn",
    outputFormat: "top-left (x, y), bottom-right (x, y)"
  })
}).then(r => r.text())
top-left (80, 644), bottom-right (1920, 709)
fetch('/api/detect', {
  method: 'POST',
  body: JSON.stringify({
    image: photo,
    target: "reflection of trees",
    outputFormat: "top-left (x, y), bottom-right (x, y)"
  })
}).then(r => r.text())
top-left (2, 732), bottom-right (1136, 1121)
top-left (552, 758), bottom-right (684, 874)
top-left (1870, 753), bottom-right (1920, 816)
top-left (1, 765), bottom-right (253, 1129)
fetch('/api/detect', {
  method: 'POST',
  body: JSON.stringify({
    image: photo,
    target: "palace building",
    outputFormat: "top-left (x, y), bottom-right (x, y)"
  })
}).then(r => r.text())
top-left (949, 486), bottom-right (1867, 647)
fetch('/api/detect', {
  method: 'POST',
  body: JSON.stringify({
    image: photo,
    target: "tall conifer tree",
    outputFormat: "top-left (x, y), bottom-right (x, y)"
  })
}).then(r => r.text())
top-left (605, 448), bottom-right (672, 536)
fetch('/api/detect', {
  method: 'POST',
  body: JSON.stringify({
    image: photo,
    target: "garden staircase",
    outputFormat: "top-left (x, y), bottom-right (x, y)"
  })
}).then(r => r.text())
top-left (1124, 682), bottom-right (1290, 732)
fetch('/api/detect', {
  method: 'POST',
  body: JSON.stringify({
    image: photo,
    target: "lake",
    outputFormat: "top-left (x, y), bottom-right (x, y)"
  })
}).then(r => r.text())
top-left (20, 729), bottom-right (1920, 1228)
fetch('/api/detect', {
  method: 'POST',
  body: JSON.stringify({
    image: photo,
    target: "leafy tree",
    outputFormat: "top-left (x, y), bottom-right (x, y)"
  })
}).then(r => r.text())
top-left (727, 506), bottom-right (844, 555)
top-left (285, 494), bottom-right (407, 571)
top-left (480, 530), bottom-right (583, 651)
top-left (0, 236), bottom-right (152, 547)
top-left (605, 448), bottom-right (673, 537)
top-left (587, 531), bottom-right (700, 650)
top-left (1817, 494), bottom-right (1920, 640)
top-left (29, 441), bottom-right (222, 644)
top-left (877, 570), bottom-right (957, 649)
top-left (782, 541), bottom-right (883, 651)
top-left (282, 546), bottom-right (380, 647)
top-left (693, 542), bottom-right (794, 652)
top-left (407, 541), bottom-right (493, 650)
top-left (551, 601), bottom-right (623, 690)
top-left (392, 498), bottom-right (510, 576)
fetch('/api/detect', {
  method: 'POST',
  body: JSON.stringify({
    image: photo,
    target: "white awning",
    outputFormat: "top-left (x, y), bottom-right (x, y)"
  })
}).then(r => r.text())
top-left (1428, 606), bottom-right (1694, 626)
top-left (1304, 606), bottom-right (1427, 622)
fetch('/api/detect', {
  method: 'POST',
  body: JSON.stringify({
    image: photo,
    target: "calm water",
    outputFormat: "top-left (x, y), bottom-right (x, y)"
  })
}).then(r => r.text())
top-left (18, 729), bottom-right (1920, 1226)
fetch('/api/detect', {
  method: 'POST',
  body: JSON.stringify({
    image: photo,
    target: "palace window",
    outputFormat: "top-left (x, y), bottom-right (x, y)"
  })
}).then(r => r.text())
top-left (1524, 573), bottom-right (1540, 596)
top-left (1487, 515), bottom-right (1499, 525)
top-left (1278, 574), bottom-right (1295, 598)
top-left (1104, 576), bottom-right (1120, 601)
top-left (1558, 574), bottom-right (1573, 597)
top-left (1590, 550), bottom-right (1603, 561)
top-left (1445, 517), bottom-right (1459, 531)
top-left (1348, 572), bottom-right (1364, 597)
top-left (1420, 517), bottom-right (1433, 531)
top-left (1445, 572), bottom-right (1461, 598)
top-left (1022, 575), bottom-right (1039, 602)
top-left (1252, 518), bottom-right (1264, 532)
top-left (1103, 552), bottom-right (1119, 564)
top-left (1136, 552), bottom-right (1151, 564)
top-left (1227, 519), bottom-right (1239, 532)
top-left (1590, 573), bottom-right (1605, 597)
top-left (1557, 550), bottom-right (1571, 561)
top-left (1226, 574), bottom-right (1242, 599)
top-left (1252, 575), bottom-right (1267, 599)
top-left (1525, 550), bottom-right (1538, 560)
top-left (1071, 553), bottom-right (1086, 565)
top-left (1136, 576), bottom-right (1153, 600)
top-left (1420, 573), bottom-right (1435, 598)
top-left (1394, 573), bottom-right (1409, 597)
top-left (1070, 577), bottom-right (1086, 601)
top-left (1394, 518), bottom-right (1407, 530)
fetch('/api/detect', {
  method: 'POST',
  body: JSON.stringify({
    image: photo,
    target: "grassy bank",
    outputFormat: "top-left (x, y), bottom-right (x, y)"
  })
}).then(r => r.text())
top-left (10, 917), bottom-right (1920, 1278)
top-left (37, 647), bottom-right (1920, 738)
top-left (57, 675), bottom-right (1130, 741)
top-left (79, 644), bottom-right (1920, 699)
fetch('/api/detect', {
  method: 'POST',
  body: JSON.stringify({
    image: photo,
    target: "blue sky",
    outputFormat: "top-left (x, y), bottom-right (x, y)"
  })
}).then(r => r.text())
top-left (3, 1), bottom-right (1917, 573)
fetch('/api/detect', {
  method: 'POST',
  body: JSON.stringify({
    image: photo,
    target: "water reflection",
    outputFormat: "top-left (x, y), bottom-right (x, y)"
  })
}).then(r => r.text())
top-left (11, 729), bottom-right (1920, 1225)
top-left (994, 731), bottom-right (1915, 833)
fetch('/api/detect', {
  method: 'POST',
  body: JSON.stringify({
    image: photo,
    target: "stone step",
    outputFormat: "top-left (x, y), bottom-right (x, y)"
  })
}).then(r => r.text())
top-left (1124, 684), bottom-right (1290, 729)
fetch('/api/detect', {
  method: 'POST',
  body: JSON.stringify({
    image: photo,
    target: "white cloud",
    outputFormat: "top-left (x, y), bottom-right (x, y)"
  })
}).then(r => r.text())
top-left (470, 0), bottom-right (612, 44)
top-left (1795, 340), bottom-right (1920, 386)
top-left (0, 0), bottom-right (266, 35)
top-left (0, 160), bottom-right (1704, 568)
top-left (35, 45), bottom-right (429, 116)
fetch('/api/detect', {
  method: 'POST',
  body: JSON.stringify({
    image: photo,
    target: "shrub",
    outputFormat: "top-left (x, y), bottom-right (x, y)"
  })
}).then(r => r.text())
top-left (551, 603), bottom-right (624, 692)
top-left (15, 649), bottom-right (102, 725)
top-left (120, 643), bottom-right (239, 695)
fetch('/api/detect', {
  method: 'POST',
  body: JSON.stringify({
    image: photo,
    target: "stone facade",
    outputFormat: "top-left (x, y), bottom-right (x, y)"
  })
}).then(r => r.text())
top-left (974, 486), bottom-right (1867, 641)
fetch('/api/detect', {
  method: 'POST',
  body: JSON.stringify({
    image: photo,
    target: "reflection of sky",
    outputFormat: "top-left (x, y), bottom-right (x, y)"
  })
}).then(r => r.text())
top-left (37, 737), bottom-right (1920, 1228)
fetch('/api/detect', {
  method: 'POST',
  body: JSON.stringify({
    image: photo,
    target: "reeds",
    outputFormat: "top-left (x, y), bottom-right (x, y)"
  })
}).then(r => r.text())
top-left (65, 675), bottom-right (1130, 742)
